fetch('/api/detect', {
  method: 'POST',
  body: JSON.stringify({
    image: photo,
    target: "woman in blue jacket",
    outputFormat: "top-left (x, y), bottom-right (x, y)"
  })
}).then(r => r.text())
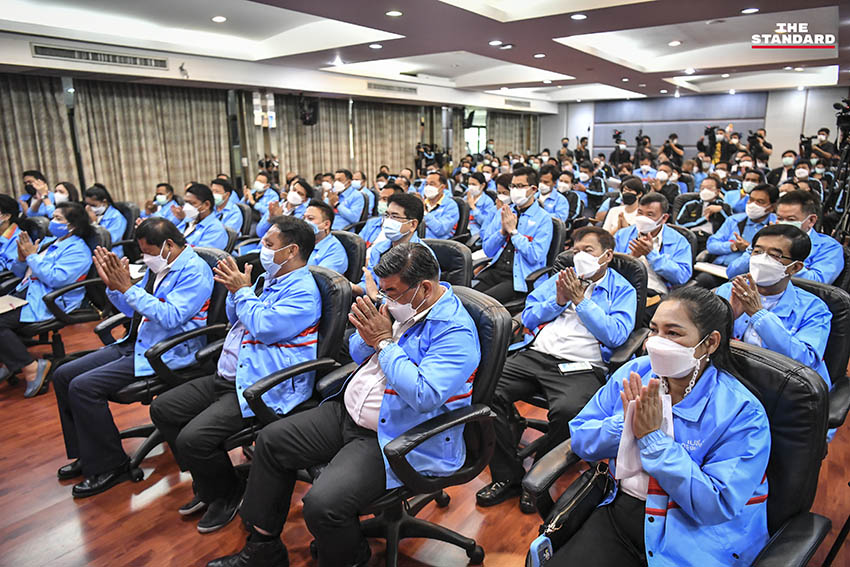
top-left (0, 195), bottom-right (36, 271)
top-left (84, 184), bottom-right (127, 257)
top-left (0, 202), bottom-right (94, 397)
top-left (556, 286), bottom-right (771, 566)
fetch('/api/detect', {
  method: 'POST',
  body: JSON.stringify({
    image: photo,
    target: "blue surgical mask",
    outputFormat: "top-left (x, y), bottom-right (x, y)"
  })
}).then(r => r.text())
top-left (307, 221), bottom-right (320, 234)
top-left (260, 244), bottom-right (292, 275)
top-left (49, 220), bottom-right (69, 237)
top-left (377, 201), bottom-right (389, 216)
top-left (382, 217), bottom-right (409, 242)
top-left (351, 180), bottom-right (362, 190)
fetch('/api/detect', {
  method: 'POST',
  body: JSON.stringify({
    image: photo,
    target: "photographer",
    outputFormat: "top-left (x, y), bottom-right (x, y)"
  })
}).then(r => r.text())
top-left (809, 127), bottom-right (837, 165)
top-left (557, 137), bottom-right (574, 161)
top-left (747, 128), bottom-right (773, 165)
top-left (574, 137), bottom-right (591, 164)
top-left (697, 126), bottom-right (736, 164)
top-left (609, 138), bottom-right (631, 168)
top-left (660, 133), bottom-right (684, 167)
top-left (632, 134), bottom-right (656, 167)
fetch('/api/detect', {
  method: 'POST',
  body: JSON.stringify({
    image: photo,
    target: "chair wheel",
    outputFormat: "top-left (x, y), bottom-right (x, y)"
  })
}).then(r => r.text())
top-left (309, 540), bottom-right (318, 560)
top-left (467, 545), bottom-right (484, 564)
top-left (129, 467), bottom-right (144, 482)
top-left (435, 491), bottom-right (450, 508)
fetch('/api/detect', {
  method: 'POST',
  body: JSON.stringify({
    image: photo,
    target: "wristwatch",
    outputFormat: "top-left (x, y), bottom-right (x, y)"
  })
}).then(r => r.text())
top-left (377, 338), bottom-right (393, 353)
top-left (509, 229), bottom-right (519, 236)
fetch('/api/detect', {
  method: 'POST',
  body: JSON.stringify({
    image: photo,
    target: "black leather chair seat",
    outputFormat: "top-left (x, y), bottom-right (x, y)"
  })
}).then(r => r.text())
top-left (110, 378), bottom-right (171, 405)
top-left (19, 307), bottom-right (103, 336)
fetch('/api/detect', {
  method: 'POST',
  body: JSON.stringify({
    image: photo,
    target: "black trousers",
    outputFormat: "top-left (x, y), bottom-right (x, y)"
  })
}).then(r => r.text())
top-left (551, 492), bottom-right (647, 566)
top-left (240, 400), bottom-right (386, 567)
top-left (52, 342), bottom-right (136, 476)
top-left (149, 374), bottom-right (250, 502)
top-left (0, 306), bottom-right (34, 372)
top-left (489, 349), bottom-right (603, 484)
top-left (474, 266), bottom-right (527, 304)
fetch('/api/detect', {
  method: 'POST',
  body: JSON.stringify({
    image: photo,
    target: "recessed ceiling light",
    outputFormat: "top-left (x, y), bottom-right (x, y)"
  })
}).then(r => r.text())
top-left (330, 55), bottom-right (345, 66)
top-left (622, 78), bottom-right (629, 82)
top-left (369, 43), bottom-right (382, 49)
top-left (794, 67), bottom-right (804, 72)
top-left (684, 68), bottom-right (696, 75)
top-left (741, 8), bottom-right (759, 14)
top-left (668, 40), bottom-right (682, 47)
top-left (729, 89), bottom-right (736, 95)
top-left (783, 66), bottom-right (793, 70)
top-left (721, 73), bottom-right (730, 78)
top-left (660, 89), bottom-right (668, 94)
top-left (499, 44), bottom-right (514, 50)
top-left (385, 10), bottom-right (403, 17)
top-left (674, 90), bottom-right (681, 98)
top-left (543, 79), bottom-right (552, 84)
top-left (797, 85), bottom-right (805, 91)
top-left (576, 99), bottom-right (582, 102)
top-left (638, 83), bottom-right (646, 87)
top-left (571, 13), bottom-right (587, 20)
top-left (557, 85), bottom-right (562, 88)
top-left (66, 87), bottom-right (75, 93)
top-left (211, 15), bottom-right (227, 23)
top-left (533, 53), bottom-right (546, 59)
top-left (489, 40), bottom-right (502, 46)
top-left (500, 87), bottom-right (509, 91)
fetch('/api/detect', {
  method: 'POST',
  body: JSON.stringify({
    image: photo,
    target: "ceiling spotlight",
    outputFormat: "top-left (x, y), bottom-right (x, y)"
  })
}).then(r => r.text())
top-left (385, 10), bottom-right (403, 17)
top-left (638, 83), bottom-right (646, 87)
top-left (576, 99), bottom-right (582, 102)
top-left (500, 87), bottom-right (509, 91)
top-left (668, 40), bottom-right (682, 47)
top-left (684, 68), bottom-right (696, 75)
top-left (721, 73), bottom-right (730, 78)
top-left (794, 67), bottom-right (804, 72)
top-left (783, 66), bottom-right (793, 70)
top-left (533, 53), bottom-right (546, 59)
top-left (797, 85), bottom-right (805, 91)
top-left (675, 89), bottom-right (681, 98)
top-left (571, 13), bottom-right (587, 20)
top-left (660, 89), bottom-right (668, 94)
top-left (557, 85), bottom-right (563, 88)
top-left (66, 87), bottom-right (75, 93)
top-left (741, 8), bottom-right (759, 14)
top-left (330, 55), bottom-right (345, 66)
top-left (729, 89), bottom-right (736, 95)
top-left (621, 78), bottom-right (629, 82)
top-left (543, 79), bottom-right (552, 84)
top-left (211, 15), bottom-right (227, 23)
top-left (368, 43), bottom-right (383, 49)
top-left (489, 40), bottom-right (503, 46)
top-left (499, 43), bottom-right (514, 50)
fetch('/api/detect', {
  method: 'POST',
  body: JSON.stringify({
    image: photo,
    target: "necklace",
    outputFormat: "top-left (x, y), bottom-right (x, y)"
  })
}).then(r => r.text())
top-left (661, 362), bottom-right (700, 399)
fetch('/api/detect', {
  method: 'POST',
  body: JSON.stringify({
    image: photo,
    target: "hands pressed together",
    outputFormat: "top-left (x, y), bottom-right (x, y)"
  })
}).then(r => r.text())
top-left (348, 295), bottom-right (393, 349)
top-left (93, 246), bottom-right (132, 293)
top-left (620, 372), bottom-right (663, 439)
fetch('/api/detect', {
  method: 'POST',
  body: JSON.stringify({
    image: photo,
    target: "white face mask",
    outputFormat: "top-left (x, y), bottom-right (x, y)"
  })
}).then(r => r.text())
top-left (640, 164), bottom-right (650, 173)
top-left (776, 219), bottom-right (804, 231)
top-left (670, 173), bottom-right (679, 182)
top-left (645, 335), bottom-right (709, 379)
top-left (332, 180), bottom-right (346, 193)
top-left (376, 181), bottom-right (387, 189)
top-left (715, 169), bottom-right (727, 180)
top-left (483, 172), bottom-right (492, 182)
top-left (557, 181), bottom-right (571, 193)
top-left (385, 282), bottom-right (426, 323)
top-left (740, 161), bottom-right (753, 170)
top-left (538, 182), bottom-right (552, 195)
top-left (142, 243), bottom-right (171, 274)
top-left (497, 194), bottom-right (512, 204)
top-left (573, 250), bottom-right (605, 278)
top-left (467, 184), bottom-right (482, 196)
top-left (579, 172), bottom-right (590, 182)
top-left (91, 204), bottom-right (107, 216)
top-left (460, 167), bottom-right (469, 174)
top-left (321, 181), bottom-right (333, 191)
top-left (749, 252), bottom-right (791, 286)
top-left (655, 170), bottom-right (669, 182)
top-left (794, 168), bottom-right (809, 179)
top-left (182, 202), bottom-right (199, 221)
top-left (782, 156), bottom-right (795, 167)
top-left (818, 134), bottom-right (827, 142)
top-left (815, 166), bottom-right (826, 174)
top-left (699, 188), bottom-right (716, 202)
top-left (252, 180), bottom-right (266, 193)
top-left (742, 181), bottom-right (757, 193)
top-left (260, 243), bottom-right (292, 276)
top-left (423, 185), bottom-right (440, 200)
top-left (286, 190), bottom-right (303, 206)
top-left (701, 161), bottom-right (712, 170)
top-left (54, 192), bottom-right (69, 205)
top-left (510, 187), bottom-right (530, 206)
top-left (619, 144), bottom-right (627, 150)
top-left (745, 201), bottom-right (768, 221)
top-left (633, 214), bottom-right (660, 234)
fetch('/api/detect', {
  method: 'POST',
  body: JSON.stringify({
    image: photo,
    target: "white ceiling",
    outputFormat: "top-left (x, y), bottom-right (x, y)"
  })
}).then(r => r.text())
top-left (486, 83), bottom-right (646, 101)
top-left (436, 0), bottom-right (654, 22)
top-left (666, 65), bottom-right (840, 93)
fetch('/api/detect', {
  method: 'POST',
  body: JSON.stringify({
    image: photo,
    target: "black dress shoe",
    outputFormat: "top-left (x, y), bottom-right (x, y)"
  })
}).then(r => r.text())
top-left (475, 480), bottom-right (521, 507)
top-left (71, 462), bottom-right (132, 498)
top-left (519, 489), bottom-right (536, 514)
top-left (57, 459), bottom-right (82, 480)
top-left (206, 539), bottom-right (289, 567)
top-left (179, 492), bottom-right (207, 516)
top-left (348, 539), bottom-right (372, 567)
top-left (198, 481), bottom-right (244, 533)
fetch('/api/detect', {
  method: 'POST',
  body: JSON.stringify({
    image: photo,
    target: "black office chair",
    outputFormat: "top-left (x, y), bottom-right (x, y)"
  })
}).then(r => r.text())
top-left (112, 202), bottom-right (141, 261)
top-left (342, 193), bottom-right (371, 232)
top-left (451, 196), bottom-right (471, 243)
top-left (671, 192), bottom-right (699, 222)
top-left (236, 202), bottom-right (253, 236)
top-left (224, 226), bottom-right (239, 254)
top-left (523, 341), bottom-right (831, 567)
top-left (830, 245), bottom-right (850, 293)
top-left (500, 217), bottom-right (567, 316)
top-left (423, 238), bottom-right (472, 287)
top-left (28, 216), bottom-right (49, 240)
top-left (790, 277), bottom-right (850, 429)
top-left (332, 230), bottom-right (366, 284)
top-left (244, 286), bottom-right (512, 566)
top-left (417, 219), bottom-right (427, 238)
top-left (666, 223), bottom-right (698, 266)
top-left (680, 172), bottom-right (695, 192)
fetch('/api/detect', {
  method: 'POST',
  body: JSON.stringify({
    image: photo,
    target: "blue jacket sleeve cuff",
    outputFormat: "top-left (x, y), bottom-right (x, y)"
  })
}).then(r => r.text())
top-left (749, 308), bottom-right (770, 327)
top-left (637, 428), bottom-right (668, 452)
top-left (233, 286), bottom-right (254, 302)
top-left (646, 249), bottom-right (660, 263)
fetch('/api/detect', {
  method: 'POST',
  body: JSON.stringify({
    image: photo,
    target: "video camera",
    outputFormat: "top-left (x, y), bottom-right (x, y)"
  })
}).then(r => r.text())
top-left (704, 125), bottom-right (719, 136)
top-left (612, 129), bottom-right (624, 141)
top-left (747, 130), bottom-right (761, 146)
top-left (800, 134), bottom-right (815, 157)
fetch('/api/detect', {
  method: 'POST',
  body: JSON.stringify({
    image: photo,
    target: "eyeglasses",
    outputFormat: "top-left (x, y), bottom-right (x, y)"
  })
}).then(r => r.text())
top-left (376, 283), bottom-right (415, 303)
top-left (748, 247), bottom-right (795, 263)
top-left (508, 184), bottom-right (531, 190)
top-left (382, 212), bottom-right (410, 222)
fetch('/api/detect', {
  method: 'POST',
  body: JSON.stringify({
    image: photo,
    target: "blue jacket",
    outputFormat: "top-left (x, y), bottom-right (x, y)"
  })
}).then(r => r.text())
top-left (517, 267), bottom-right (636, 363)
top-left (98, 205), bottom-right (128, 258)
top-left (598, 195), bottom-right (621, 215)
top-left (778, 229), bottom-right (842, 285)
top-left (724, 188), bottom-right (750, 214)
top-left (466, 191), bottom-right (496, 236)
top-left (107, 247), bottom-right (213, 376)
top-left (360, 233), bottom-right (425, 289)
top-left (345, 284), bottom-right (480, 489)
top-left (716, 281), bottom-right (832, 386)
top-left (614, 225), bottom-right (692, 288)
top-left (708, 213), bottom-right (775, 268)
top-left (633, 167), bottom-right (658, 182)
top-left (538, 191), bottom-right (572, 223)
top-left (242, 188), bottom-right (278, 216)
top-left (24, 192), bottom-right (55, 218)
top-left (330, 187), bottom-right (365, 230)
top-left (144, 199), bottom-right (181, 226)
top-left (228, 266), bottom-right (321, 417)
top-left (184, 213), bottom-right (229, 250)
top-left (216, 198), bottom-right (244, 234)
top-left (571, 358), bottom-right (771, 566)
top-left (0, 224), bottom-right (23, 270)
top-left (424, 194), bottom-right (460, 239)
top-left (308, 234), bottom-right (349, 275)
top-left (12, 235), bottom-right (92, 323)
top-left (359, 216), bottom-right (383, 247)
top-left (481, 200), bottom-right (553, 292)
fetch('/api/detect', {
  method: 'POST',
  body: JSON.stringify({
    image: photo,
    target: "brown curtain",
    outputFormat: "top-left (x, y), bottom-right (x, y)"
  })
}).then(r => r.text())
top-left (487, 111), bottom-right (540, 156)
top-left (75, 80), bottom-right (228, 204)
top-left (451, 107), bottom-right (467, 162)
top-left (0, 73), bottom-right (78, 196)
top-left (351, 101), bottom-right (420, 179)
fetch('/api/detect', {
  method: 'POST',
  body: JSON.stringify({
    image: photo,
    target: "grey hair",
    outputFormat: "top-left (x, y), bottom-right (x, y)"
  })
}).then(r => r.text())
top-left (374, 243), bottom-right (439, 286)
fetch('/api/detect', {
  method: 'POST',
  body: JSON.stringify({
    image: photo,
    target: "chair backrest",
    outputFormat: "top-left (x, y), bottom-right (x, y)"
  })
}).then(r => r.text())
top-left (729, 342), bottom-right (828, 534)
top-left (666, 224), bottom-right (697, 264)
top-left (452, 196), bottom-right (470, 237)
top-left (114, 201), bottom-right (140, 240)
top-left (236, 202), bottom-right (253, 236)
top-left (358, 192), bottom-right (370, 222)
top-left (308, 265), bottom-right (353, 360)
top-left (423, 238), bottom-right (472, 287)
top-left (369, 188), bottom-right (380, 216)
top-left (224, 227), bottom-right (238, 254)
top-left (234, 250), bottom-right (263, 284)
top-left (86, 225), bottom-right (112, 251)
top-left (27, 216), bottom-right (49, 241)
top-left (553, 250), bottom-right (648, 328)
top-left (671, 192), bottom-right (699, 222)
top-left (830, 245), bottom-right (850, 293)
top-left (417, 218), bottom-right (427, 238)
top-left (191, 247), bottom-right (232, 326)
top-left (790, 277), bottom-right (850, 385)
top-left (547, 217), bottom-right (567, 266)
top-left (331, 230), bottom-right (366, 284)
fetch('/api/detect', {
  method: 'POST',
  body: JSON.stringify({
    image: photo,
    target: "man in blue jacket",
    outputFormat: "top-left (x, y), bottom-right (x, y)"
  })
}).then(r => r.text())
top-left (304, 199), bottom-right (349, 275)
top-left (177, 183), bottom-right (230, 250)
top-left (707, 183), bottom-right (777, 268)
top-left (211, 178), bottom-right (245, 234)
top-left (465, 172), bottom-right (497, 238)
top-left (241, 171), bottom-right (277, 219)
top-left (477, 227), bottom-right (636, 512)
top-left (206, 243), bottom-right (480, 567)
top-left (327, 169), bottom-right (365, 230)
top-left (359, 183), bottom-right (403, 247)
top-left (537, 164), bottom-right (572, 223)
top-left (52, 218), bottom-right (214, 498)
top-left (422, 171), bottom-right (459, 239)
top-left (151, 216), bottom-right (321, 534)
top-left (477, 167), bottom-right (554, 303)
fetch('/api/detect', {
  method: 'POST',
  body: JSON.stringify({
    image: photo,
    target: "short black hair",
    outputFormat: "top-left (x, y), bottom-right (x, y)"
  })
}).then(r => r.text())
top-left (579, 161), bottom-right (593, 171)
top-left (512, 166), bottom-right (538, 187)
top-left (256, 170), bottom-right (271, 182)
top-left (290, 177), bottom-right (315, 200)
top-left (751, 183), bottom-right (779, 204)
top-left (539, 164), bottom-right (560, 181)
top-left (374, 242), bottom-right (439, 286)
top-left (778, 190), bottom-right (820, 218)
top-left (639, 192), bottom-right (669, 214)
top-left (335, 169), bottom-right (353, 181)
top-left (388, 192), bottom-right (424, 224)
top-left (136, 217), bottom-right (186, 247)
top-left (468, 171), bottom-right (486, 185)
top-left (210, 178), bottom-right (233, 194)
top-left (268, 215), bottom-right (315, 261)
top-left (496, 172), bottom-right (513, 190)
top-left (22, 170), bottom-right (47, 183)
top-left (818, 127), bottom-right (830, 136)
top-left (156, 182), bottom-right (174, 195)
top-left (307, 198), bottom-right (335, 226)
top-left (621, 177), bottom-right (645, 194)
top-left (57, 202), bottom-right (94, 240)
top-left (573, 225), bottom-right (615, 251)
top-left (186, 183), bottom-right (215, 208)
top-left (752, 224), bottom-right (811, 262)
top-left (426, 170), bottom-right (448, 187)
top-left (381, 182), bottom-right (404, 194)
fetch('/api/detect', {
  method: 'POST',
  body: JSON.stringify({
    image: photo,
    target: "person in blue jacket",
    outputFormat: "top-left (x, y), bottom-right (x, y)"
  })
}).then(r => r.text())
top-left (84, 184), bottom-right (127, 257)
top-left (52, 217), bottom-right (214, 498)
top-left (304, 199), bottom-right (349, 276)
top-left (21, 169), bottom-right (56, 218)
top-left (242, 178), bottom-right (314, 256)
top-left (352, 170), bottom-right (374, 215)
top-left (728, 190), bottom-right (843, 284)
top-left (724, 169), bottom-right (763, 214)
top-left (477, 227), bottom-right (636, 513)
top-left (0, 202), bottom-right (92, 397)
top-left (464, 171), bottom-right (497, 238)
top-left (360, 183), bottom-right (403, 247)
top-left (0, 194), bottom-right (35, 270)
top-left (141, 182), bottom-right (181, 226)
top-left (674, 175), bottom-right (730, 233)
top-left (421, 171), bottom-right (460, 239)
top-left (556, 286), bottom-right (771, 566)
top-left (241, 171), bottom-right (278, 219)
top-left (477, 167), bottom-right (554, 303)
top-left (207, 243), bottom-right (480, 567)
top-left (327, 169), bottom-right (365, 230)
top-left (211, 178), bottom-right (244, 234)
top-left (716, 224), bottom-right (832, 386)
top-left (537, 164), bottom-right (572, 223)
top-left (150, 216), bottom-right (321, 534)
top-left (177, 183), bottom-right (229, 250)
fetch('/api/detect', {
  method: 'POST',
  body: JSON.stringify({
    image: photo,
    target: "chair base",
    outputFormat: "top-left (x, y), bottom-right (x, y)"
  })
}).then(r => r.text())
top-left (119, 423), bottom-right (163, 469)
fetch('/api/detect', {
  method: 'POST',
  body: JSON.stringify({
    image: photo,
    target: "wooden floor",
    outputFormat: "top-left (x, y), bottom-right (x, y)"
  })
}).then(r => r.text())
top-left (2, 322), bottom-right (850, 567)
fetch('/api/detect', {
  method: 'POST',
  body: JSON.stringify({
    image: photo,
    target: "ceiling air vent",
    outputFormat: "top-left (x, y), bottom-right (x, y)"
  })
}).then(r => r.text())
top-left (367, 82), bottom-right (418, 95)
top-left (504, 98), bottom-right (532, 108)
top-left (31, 43), bottom-right (168, 70)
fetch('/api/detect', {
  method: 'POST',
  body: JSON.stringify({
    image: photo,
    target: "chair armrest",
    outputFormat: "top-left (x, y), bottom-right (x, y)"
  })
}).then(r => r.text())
top-left (751, 512), bottom-right (831, 567)
top-left (828, 376), bottom-right (850, 429)
top-left (94, 313), bottom-right (131, 345)
top-left (342, 220), bottom-right (367, 233)
top-left (244, 357), bottom-right (339, 424)
top-left (450, 232), bottom-right (471, 244)
top-left (466, 234), bottom-right (481, 249)
top-left (0, 276), bottom-right (21, 296)
top-left (315, 362), bottom-right (357, 399)
top-left (472, 257), bottom-right (490, 270)
top-left (42, 278), bottom-right (106, 324)
top-left (144, 323), bottom-right (228, 387)
top-left (608, 327), bottom-right (650, 374)
top-left (196, 339), bottom-right (225, 364)
top-left (233, 238), bottom-right (261, 254)
top-left (384, 403), bottom-right (495, 494)
top-left (0, 270), bottom-right (16, 282)
top-left (524, 266), bottom-right (555, 292)
top-left (111, 238), bottom-right (135, 249)
top-left (522, 439), bottom-right (580, 497)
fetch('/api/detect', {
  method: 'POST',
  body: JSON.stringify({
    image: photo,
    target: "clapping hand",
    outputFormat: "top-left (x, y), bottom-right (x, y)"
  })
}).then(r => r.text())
top-left (348, 296), bottom-right (393, 348)
top-left (500, 206), bottom-right (518, 235)
top-left (632, 378), bottom-right (663, 438)
top-left (731, 274), bottom-right (762, 317)
top-left (628, 233), bottom-right (653, 258)
top-left (555, 268), bottom-right (585, 306)
top-left (213, 256), bottom-right (253, 293)
top-left (730, 232), bottom-right (749, 252)
top-left (171, 204), bottom-right (186, 221)
top-left (93, 246), bottom-right (132, 292)
top-left (16, 231), bottom-right (40, 261)
top-left (268, 200), bottom-right (284, 217)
